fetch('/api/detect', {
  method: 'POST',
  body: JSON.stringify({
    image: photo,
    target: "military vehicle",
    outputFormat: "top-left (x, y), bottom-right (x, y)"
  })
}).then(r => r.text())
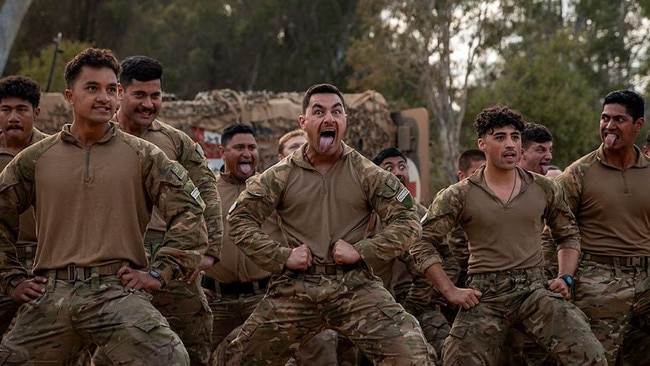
top-left (36, 89), bottom-right (431, 203)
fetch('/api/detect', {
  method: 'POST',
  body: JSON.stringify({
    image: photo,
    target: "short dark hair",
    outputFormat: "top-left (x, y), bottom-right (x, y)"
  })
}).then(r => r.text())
top-left (474, 105), bottom-right (525, 138)
top-left (603, 90), bottom-right (645, 121)
top-left (457, 148), bottom-right (485, 174)
top-left (119, 55), bottom-right (163, 88)
top-left (0, 75), bottom-right (41, 108)
top-left (522, 122), bottom-right (553, 149)
top-left (221, 123), bottom-right (256, 147)
top-left (301, 83), bottom-right (346, 114)
top-left (64, 48), bottom-right (120, 88)
top-left (372, 147), bottom-right (406, 166)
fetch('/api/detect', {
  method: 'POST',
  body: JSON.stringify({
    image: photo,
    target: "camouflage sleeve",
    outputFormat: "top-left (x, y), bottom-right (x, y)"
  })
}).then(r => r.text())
top-left (400, 250), bottom-right (436, 316)
top-left (544, 179), bottom-right (580, 252)
top-left (228, 166), bottom-right (293, 274)
top-left (144, 148), bottom-right (207, 285)
top-left (353, 171), bottom-right (422, 262)
top-left (410, 186), bottom-right (463, 274)
top-left (177, 137), bottom-right (222, 261)
top-left (446, 226), bottom-right (469, 271)
top-left (0, 158), bottom-right (35, 295)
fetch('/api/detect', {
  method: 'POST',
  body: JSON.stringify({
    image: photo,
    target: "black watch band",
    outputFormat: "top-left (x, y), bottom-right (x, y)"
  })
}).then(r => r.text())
top-left (149, 269), bottom-right (166, 287)
top-left (558, 274), bottom-right (574, 288)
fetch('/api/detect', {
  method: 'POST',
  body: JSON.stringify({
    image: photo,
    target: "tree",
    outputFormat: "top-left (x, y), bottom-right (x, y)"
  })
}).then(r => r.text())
top-left (347, 0), bottom-right (507, 187)
top-left (0, 0), bottom-right (33, 75)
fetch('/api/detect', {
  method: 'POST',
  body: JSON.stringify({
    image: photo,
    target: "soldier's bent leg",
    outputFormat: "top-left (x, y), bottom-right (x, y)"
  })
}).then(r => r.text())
top-left (151, 277), bottom-right (213, 366)
top-left (75, 277), bottom-right (189, 365)
top-left (0, 282), bottom-right (91, 364)
top-left (517, 287), bottom-right (606, 365)
top-left (326, 269), bottom-right (433, 365)
top-left (290, 329), bottom-right (340, 366)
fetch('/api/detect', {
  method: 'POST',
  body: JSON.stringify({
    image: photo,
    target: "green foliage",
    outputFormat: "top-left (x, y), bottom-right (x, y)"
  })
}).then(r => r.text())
top-left (17, 40), bottom-right (92, 93)
top-left (463, 32), bottom-right (601, 169)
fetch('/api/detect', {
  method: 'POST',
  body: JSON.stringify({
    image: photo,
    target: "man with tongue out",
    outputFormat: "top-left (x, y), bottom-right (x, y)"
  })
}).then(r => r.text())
top-left (223, 83), bottom-right (432, 365)
top-left (557, 90), bottom-right (650, 365)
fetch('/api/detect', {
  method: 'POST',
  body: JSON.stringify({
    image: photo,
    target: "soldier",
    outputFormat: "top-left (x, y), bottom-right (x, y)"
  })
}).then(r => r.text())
top-left (101, 55), bottom-right (218, 365)
top-left (277, 128), bottom-right (307, 161)
top-left (557, 90), bottom-right (650, 365)
top-left (0, 75), bottom-right (49, 338)
top-left (0, 48), bottom-right (207, 364)
top-left (367, 147), bottom-right (448, 359)
top-left (223, 83), bottom-right (432, 365)
top-left (410, 105), bottom-right (606, 365)
top-left (518, 122), bottom-right (553, 175)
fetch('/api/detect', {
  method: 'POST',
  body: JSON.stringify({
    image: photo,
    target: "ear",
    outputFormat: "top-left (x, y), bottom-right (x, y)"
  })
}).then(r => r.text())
top-left (65, 89), bottom-right (73, 105)
top-left (218, 145), bottom-right (225, 156)
top-left (635, 117), bottom-right (644, 132)
top-left (298, 115), bottom-right (306, 129)
top-left (477, 138), bottom-right (486, 151)
top-left (33, 107), bottom-right (41, 120)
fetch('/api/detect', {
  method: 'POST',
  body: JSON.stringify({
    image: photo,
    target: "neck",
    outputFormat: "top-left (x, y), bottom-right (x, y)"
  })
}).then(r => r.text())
top-left (70, 119), bottom-right (109, 146)
top-left (1, 132), bottom-right (31, 153)
top-left (604, 146), bottom-right (637, 170)
top-left (484, 164), bottom-right (517, 184)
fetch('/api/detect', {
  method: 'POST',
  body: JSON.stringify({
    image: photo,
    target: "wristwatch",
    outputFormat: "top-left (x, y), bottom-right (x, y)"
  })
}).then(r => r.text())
top-left (149, 269), bottom-right (166, 287)
top-left (558, 274), bottom-right (574, 288)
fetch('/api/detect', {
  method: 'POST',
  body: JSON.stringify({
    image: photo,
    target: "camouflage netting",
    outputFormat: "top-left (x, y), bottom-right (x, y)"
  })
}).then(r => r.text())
top-left (37, 89), bottom-right (397, 170)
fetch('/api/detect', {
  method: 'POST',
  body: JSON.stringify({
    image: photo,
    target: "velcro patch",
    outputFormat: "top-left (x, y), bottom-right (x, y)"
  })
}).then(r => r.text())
top-left (396, 187), bottom-right (414, 208)
top-left (190, 187), bottom-right (201, 201)
top-left (171, 163), bottom-right (187, 181)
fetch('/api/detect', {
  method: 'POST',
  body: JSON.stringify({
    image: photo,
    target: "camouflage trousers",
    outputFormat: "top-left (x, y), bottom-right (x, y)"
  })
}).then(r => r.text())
top-left (0, 275), bottom-right (189, 365)
top-left (443, 267), bottom-right (606, 366)
top-left (220, 268), bottom-right (433, 366)
top-left (140, 230), bottom-right (213, 365)
top-left (0, 297), bottom-right (19, 341)
top-left (0, 243), bottom-right (36, 341)
top-left (206, 279), bottom-right (341, 366)
top-left (416, 307), bottom-right (450, 358)
top-left (574, 258), bottom-right (650, 365)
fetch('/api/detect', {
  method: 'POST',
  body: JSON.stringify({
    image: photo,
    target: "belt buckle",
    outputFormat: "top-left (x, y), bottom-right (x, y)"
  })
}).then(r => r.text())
top-left (67, 265), bottom-right (77, 282)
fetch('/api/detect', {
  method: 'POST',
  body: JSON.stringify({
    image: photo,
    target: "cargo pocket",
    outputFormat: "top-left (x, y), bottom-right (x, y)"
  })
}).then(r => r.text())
top-left (133, 316), bottom-right (169, 334)
top-left (447, 312), bottom-right (469, 340)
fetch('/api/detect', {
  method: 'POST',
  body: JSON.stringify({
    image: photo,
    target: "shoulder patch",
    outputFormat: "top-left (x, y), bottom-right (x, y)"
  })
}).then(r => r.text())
top-left (190, 187), bottom-right (201, 201)
top-left (396, 187), bottom-right (414, 208)
top-left (385, 177), bottom-right (400, 191)
top-left (171, 162), bottom-right (188, 181)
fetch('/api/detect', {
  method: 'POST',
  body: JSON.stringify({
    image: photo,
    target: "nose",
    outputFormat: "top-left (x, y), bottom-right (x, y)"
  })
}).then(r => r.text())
top-left (142, 96), bottom-right (154, 108)
top-left (97, 89), bottom-right (110, 102)
top-left (7, 109), bottom-right (20, 122)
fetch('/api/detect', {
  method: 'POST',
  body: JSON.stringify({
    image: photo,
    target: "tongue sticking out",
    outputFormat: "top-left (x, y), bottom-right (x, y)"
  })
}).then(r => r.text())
top-left (604, 134), bottom-right (618, 148)
top-left (540, 165), bottom-right (549, 176)
top-left (319, 136), bottom-right (334, 152)
top-left (239, 163), bottom-right (252, 175)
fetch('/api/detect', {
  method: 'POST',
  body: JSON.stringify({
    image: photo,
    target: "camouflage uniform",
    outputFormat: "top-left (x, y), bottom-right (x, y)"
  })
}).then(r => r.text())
top-left (0, 123), bottom-right (207, 364)
top-left (411, 166), bottom-right (606, 365)
top-left (0, 128), bottom-right (48, 339)
top-left (558, 145), bottom-right (650, 365)
top-left (223, 143), bottom-right (433, 365)
top-left (366, 203), bottom-right (450, 358)
top-left (94, 119), bottom-right (219, 366)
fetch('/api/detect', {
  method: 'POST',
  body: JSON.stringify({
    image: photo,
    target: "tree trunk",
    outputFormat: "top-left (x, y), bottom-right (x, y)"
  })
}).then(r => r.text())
top-left (0, 0), bottom-right (33, 75)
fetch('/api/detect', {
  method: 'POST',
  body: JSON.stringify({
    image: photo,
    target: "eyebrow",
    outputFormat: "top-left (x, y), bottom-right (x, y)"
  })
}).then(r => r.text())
top-left (312, 102), bottom-right (343, 110)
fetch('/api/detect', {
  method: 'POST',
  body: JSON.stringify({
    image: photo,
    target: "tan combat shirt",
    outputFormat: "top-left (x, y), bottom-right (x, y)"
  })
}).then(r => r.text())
top-left (115, 119), bottom-right (222, 259)
top-left (0, 128), bottom-right (48, 247)
top-left (204, 171), bottom-right (272, 283)
top-left (0, 123), bottom-right (208, 293)
top-left (411, 165), bottom-right (580, 275)
top-left (557, 145), bottom-right (650, 256)
top-left (228, 142), bottom-right (421, 275)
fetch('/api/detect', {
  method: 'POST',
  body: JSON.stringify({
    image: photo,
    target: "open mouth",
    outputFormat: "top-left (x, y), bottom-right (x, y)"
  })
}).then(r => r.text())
top-left (319, 130), bottom-right (336, 151)
top-left (604, 133), bottom-right (619, 148)
top-left (238, 162), bottom-right (252, 175)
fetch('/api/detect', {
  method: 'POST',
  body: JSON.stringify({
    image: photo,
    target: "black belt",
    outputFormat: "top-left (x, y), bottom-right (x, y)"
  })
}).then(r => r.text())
top-left (201, 276), bottom-right (271, 296)
top-left (305, 262), bottom-right (363, 275)
top-left (582, 253), bottom-right (649, 267)
top-left (37, 261), bottom-right (130, 282)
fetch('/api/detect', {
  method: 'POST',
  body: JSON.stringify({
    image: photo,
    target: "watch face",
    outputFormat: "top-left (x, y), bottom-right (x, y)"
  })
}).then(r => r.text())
top-left (561, 274), bottom-right (573, 286)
